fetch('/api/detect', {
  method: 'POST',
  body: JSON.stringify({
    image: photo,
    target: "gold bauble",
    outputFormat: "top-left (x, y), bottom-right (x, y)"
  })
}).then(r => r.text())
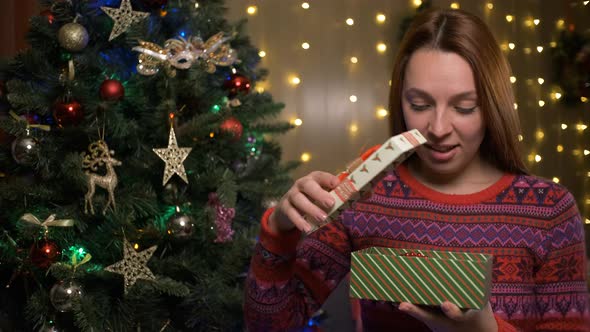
top-left (57, 23), bottom-right (89, 52)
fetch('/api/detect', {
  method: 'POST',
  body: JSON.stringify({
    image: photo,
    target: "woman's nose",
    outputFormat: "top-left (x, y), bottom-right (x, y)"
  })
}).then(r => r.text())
top-left (428, 109), bottom-right (452, 137)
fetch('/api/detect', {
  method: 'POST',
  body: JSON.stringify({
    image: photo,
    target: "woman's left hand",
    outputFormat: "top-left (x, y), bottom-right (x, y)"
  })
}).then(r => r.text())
top-left (398, 301), bottom-right (498, 332)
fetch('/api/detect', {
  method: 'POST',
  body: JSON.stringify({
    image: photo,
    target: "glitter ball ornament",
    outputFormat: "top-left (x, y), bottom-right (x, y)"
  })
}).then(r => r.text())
top-left (50, 279), bottom-right (83, 312)
top-left (224, 74), bottom-right (251, 97)
top-left (208, 193), bottom-right (235, 243)
top-left (11, 134), bottom-right (40, 166)
top-left (57, 23), bottom-right (89, 52)
top-left (166, 212), bottom-right (195, 239)
top-left (30, 239), bottom-right (61, 269)
top-left (220, 117), bottom-right (243, 142)
top-left (99, 79), bottom-right (125, 101)
top-left (52, 98), bottom-right (83, 127)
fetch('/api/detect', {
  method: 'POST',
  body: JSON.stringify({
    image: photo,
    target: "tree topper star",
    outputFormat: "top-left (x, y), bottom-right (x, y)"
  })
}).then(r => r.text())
top-left (153, 127), bottom-right (192, 185)
top-left (104, 239), bottom-right (157, 294)
top-left (101, 0), bottom-right (150, 41)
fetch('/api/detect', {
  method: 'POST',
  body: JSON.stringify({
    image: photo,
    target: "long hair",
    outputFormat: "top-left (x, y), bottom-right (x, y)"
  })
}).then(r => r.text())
top-left (388, 8), bottom-right (528, 175)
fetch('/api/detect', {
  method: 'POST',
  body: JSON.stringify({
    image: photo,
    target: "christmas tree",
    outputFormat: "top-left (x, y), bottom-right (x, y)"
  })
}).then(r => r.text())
top-left (0, 0), bottom-right (295, 330)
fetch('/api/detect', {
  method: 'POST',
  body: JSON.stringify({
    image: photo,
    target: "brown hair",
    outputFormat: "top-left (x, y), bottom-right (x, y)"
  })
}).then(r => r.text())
top-left (388, 8), bottom-right (528, 175)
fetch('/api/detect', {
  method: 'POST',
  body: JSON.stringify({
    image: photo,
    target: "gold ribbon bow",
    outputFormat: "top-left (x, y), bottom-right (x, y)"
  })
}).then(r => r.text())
top-left (132, 32), bottom-right (239, 76)
top-left (9, 111), bottom-right (51, 131)
top-left (20, 213), bottom-right (74, 234)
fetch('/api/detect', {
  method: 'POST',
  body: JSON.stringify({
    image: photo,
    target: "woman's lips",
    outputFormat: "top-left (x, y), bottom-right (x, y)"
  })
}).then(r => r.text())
top-left (424, 144), bottom-right (458, 162)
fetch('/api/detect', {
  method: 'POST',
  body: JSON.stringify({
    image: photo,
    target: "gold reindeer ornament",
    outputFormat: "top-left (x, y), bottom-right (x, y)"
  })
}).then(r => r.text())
top-left (82, 140), bottom-right (121, 215)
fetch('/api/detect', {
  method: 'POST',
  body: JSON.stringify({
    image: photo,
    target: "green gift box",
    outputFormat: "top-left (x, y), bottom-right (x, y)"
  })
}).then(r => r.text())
top-left (350, 247), bottom-right (493, 309)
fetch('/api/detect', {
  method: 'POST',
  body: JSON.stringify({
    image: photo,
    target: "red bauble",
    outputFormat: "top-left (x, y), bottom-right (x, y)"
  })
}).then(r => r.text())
top-left (142, 0), bottom-right (168, 9)
top-left (40, 9), bottom-right (55, 24)
top-left (99, 79), bottom-right (125, 101)
top-left (224, 74), bottom-right (251, 97)
top-left (52, 98), bottom-right (83, 127)
top-left (30, 239), bottom-right (61, 269)
top-left (220, 117), bottom-right (243, 141)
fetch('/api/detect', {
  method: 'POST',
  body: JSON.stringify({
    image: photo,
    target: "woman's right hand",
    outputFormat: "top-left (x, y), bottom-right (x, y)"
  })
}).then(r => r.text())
top-left (269, 171), bottom-right (341, 233)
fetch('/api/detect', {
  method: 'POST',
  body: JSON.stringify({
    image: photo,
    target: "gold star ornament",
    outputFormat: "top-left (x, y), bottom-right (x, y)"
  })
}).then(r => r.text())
top-left (101, 0), bottom-right (150, 41)
top-left (104, 240), bottom-right (157, 294)
top-left (153, 127), bottom-right (192, 185)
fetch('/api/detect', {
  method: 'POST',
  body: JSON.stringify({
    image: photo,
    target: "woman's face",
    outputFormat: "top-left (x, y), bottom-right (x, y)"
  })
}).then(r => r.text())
top-left (401, 49), bottom-right (486, 179)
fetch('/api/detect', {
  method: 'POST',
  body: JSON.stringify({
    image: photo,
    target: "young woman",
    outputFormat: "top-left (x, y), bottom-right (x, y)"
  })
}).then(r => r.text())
top-left (244, 8), bottom-right (590, 332)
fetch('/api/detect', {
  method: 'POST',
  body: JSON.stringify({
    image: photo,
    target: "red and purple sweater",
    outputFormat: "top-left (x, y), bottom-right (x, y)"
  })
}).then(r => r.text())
top-left (244, 164), bottom-right (590, 331)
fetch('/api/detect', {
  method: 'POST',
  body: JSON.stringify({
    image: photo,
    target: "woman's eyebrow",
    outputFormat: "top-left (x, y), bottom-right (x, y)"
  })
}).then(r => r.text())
top-left (404, 88), bottom-right (477, 102)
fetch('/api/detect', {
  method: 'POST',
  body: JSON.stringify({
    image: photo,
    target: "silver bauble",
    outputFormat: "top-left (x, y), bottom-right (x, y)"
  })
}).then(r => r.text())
top-left (11, 135), bottom-right (40, 166)
top-left (49, 279), bottom-right (84, 312)
top-left (58, 23), bottom-right (89, 52)
top-left (166, 213), bottom-right (195, 239)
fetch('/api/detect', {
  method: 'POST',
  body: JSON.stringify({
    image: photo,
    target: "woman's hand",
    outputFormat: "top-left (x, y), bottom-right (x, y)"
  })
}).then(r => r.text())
top-left (398, 301), bottom-right (498, 332)
top-left (269, 171), bottom-right (340, 233)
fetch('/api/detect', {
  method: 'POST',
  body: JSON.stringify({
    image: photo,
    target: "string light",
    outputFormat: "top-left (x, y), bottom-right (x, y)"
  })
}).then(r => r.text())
top-left (550, 41), bottom-right (557, 48)
top-left (523, 48), bottom-right (532, 54)
top-left (514, 103), bottom-right (518, 110)
top-left (573, 149), bottom-right (582, 156)
top-left (557, 145), bottom-right (564, 152)
top-left (508, 43), bottom-right (516, 50)
top-left (413, 0), bottom-right (423, 7)
top-left (301, 42), bottom-right (310, 49)
top-left (556, 19), bottom-right (565, 29)
top-left (349, 123), bottom-right (359, 134)
top-left (585, 1), bottom-right (589, 5)
top-left (537, 78), bottom-right (544, 85)
top-left (552, 92), bottom-right (562, 100)
top-left (577, 124), bottom-right (588, 132)
top-left (552, 177), bottom-right (560, 183)
top-left (486, 3), bottom-right (494, 9)
top-left (376, 107), bottom-right (389, 118)
top-left (247, 6), bottom-right (257, 15)
top-left (535, 154), bottom-right (542, 162)
top-left (376, 43), bottom-right (387, 53)
top-left (350, 56), bottom-right (358, 63)
top-left (518, 134), bottom-right (524, 141)
top-left (533, 19), bottom-right (540, 25)
top-left (258, 50), bottom-right (266, 58)
top-left (582, 97), bottom-right (589, 103)
top-left (450, 3), bottom-right (460, 9)
top-left (537, 46), bottom-right (544, 53)
top-left (346, 18), bottom-right (354, 26)
top-left (194, 2), bottom-right (199, 9)
top-left (349, 95), bottom-right (358, 103)
top-left (524, 19), bottom-right (533, 27)
top-left (538, 100), bottom-right (545, 107)
top-left (290, 76), bottom-right (301, 85)
top-left (561, 124), bottom-right (568, 130)
top-left (301, 152), bottom-right (311, 162)
top-left (376, 13), bottom-right (386, 23)
top-left (292, 118), bottom-right (303, 126)
top-left (535, 130), bottom-right (545, 140)
top-left (510, 76), bottom-right (517, 83)
top-left (584, 150), bottom-right (590, 156)
top-left (586, 218), bottom-right (590, 225)
top-left (505, 15), bottom-right (514, 22)
top-left (301, 2), bottom-right (310, 9)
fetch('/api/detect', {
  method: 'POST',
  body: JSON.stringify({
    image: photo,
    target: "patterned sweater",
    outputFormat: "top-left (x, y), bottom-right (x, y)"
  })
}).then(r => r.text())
top-left (244, 164), bottom-right (590, 331)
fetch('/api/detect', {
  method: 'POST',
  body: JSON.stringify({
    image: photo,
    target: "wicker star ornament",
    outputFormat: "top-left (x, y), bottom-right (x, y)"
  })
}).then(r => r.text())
top-left (153, 127), bottom-right (192, 185)
top-left (104, 240), bottom-right (157, 294)
top-left (101, 0), bottom-right (149, 41)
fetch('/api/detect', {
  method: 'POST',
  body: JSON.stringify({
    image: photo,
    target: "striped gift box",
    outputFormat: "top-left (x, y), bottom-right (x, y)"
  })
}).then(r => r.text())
top-left (350, 247), bottom-right (493, 309)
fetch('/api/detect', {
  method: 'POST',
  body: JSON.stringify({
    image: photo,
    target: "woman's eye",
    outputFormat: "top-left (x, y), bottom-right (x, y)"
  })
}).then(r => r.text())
top-left (455, 106), bottom-right (477, 114)
top-left (410, 103), bottom-right (430, 111)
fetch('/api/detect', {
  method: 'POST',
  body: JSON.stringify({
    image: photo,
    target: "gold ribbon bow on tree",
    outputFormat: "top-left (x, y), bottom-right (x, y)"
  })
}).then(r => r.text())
top-left (132, 32), bottom-right (239, 77)
top-left (20, 213), bottom-right (74, 235)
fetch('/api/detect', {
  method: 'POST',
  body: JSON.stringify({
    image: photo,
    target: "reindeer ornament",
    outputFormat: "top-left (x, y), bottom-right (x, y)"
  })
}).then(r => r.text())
top-left (82, 140), bottom-right (121, 215)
